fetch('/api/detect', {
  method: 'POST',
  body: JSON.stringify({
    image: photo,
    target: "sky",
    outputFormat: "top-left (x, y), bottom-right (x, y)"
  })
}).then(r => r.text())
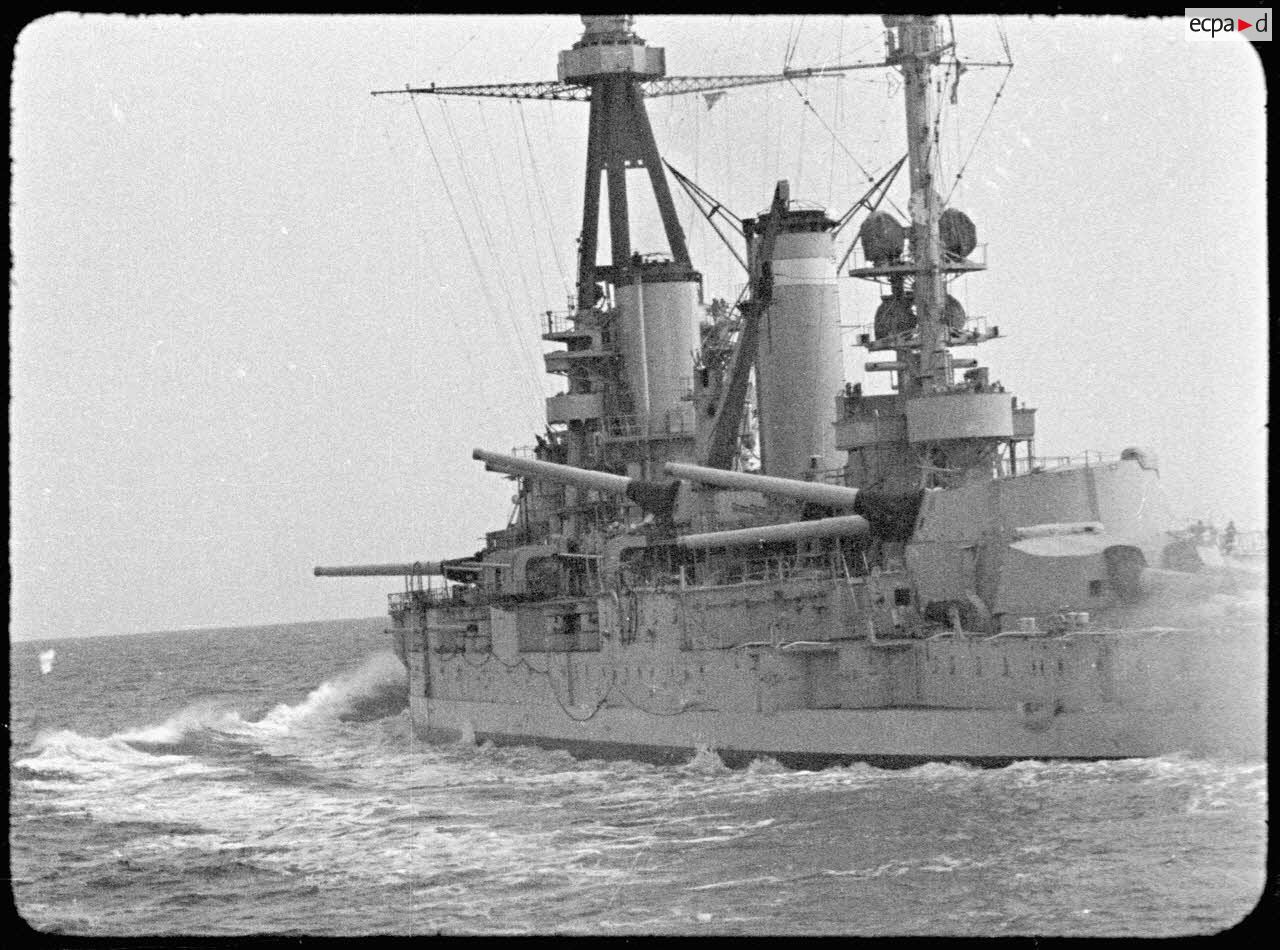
top-left (10, 14), bottom-right (1267, 641)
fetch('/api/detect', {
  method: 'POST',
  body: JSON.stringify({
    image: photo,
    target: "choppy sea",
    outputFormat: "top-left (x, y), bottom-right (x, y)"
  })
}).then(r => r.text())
top-left (10, 619), bottom-right (1267, 936)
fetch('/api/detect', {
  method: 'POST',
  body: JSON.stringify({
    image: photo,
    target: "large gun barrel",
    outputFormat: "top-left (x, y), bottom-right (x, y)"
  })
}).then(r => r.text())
top-left (473, 448), bottom-right (634, 495)
top-left (665, 462), bottom-right (924, 541)
top-left (664, 462), bottom-right (860, 508)
top-left (677, 514), bottom-right (869, 549)
top-left (473, 448), bottom-right (680, 520)
top-left (314, 562), bottom-right (443, 577)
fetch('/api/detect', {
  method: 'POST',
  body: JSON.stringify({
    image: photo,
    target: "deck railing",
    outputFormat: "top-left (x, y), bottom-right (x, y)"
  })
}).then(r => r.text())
top-left (681, 552), bottom-right (837, 590)
top-left (388, 588), bottom-right (454, 611)
top-left (541, 309), bottom-right (580, 335)
top-left (1012, 450), bottom-right (1114, 475)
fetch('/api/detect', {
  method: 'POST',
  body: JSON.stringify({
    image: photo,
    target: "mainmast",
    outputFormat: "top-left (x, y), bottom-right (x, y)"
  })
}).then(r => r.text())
top-left (890, 15), bottom-right (948, 394)
top-left (839, 16), bottom-right (1034, 492)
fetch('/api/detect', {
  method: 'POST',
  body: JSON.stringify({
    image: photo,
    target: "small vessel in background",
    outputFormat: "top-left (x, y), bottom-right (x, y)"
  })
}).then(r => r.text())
top-left (317, 15), bottom-right (1264, 767)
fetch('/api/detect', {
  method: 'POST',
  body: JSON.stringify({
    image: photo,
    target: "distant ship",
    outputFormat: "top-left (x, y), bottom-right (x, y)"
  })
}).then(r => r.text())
top-left (318, 15), bottom-right (1265, 767)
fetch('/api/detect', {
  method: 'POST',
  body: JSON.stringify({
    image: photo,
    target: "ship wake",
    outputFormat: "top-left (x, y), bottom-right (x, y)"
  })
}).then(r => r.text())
top-left (16, 651), bottom-right (409, 781)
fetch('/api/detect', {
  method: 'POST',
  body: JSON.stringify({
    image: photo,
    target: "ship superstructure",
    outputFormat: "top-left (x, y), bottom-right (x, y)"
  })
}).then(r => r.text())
top-left (317, 15), bottom-right (1264, 766)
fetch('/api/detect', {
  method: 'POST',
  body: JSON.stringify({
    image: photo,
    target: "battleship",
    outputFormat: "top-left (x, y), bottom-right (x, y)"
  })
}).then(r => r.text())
top-left (317, 15), bottom-right (1265, 767)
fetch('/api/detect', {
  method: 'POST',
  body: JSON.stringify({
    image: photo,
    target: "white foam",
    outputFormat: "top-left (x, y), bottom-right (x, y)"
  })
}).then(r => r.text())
top-left (250, 651), bottom-right (407, 735)
top-left (108, 651), bottom-right (408, 749)
top-left (14, 729), bottom-right (228, 792)
top-left (681, 745), bottom-right (729, 774)
top-left (688, 875), bottom-right (781, 891)
top-left (116, 704), bottom-right (250, 745)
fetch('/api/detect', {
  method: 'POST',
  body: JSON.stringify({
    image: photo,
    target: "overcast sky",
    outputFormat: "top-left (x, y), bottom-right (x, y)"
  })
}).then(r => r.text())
top-left (10, 14), bottom-right (1266, 641)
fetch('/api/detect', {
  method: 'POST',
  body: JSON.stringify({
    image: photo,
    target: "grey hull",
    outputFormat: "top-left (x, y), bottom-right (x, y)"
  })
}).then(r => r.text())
top-left (410, 693), bottom-right (1264, 766)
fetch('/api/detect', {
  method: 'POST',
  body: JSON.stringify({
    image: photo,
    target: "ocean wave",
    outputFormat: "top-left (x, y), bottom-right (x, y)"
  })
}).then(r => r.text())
top-left (16, 729), bottom-right (218, 781)
top-left (679, 744), bottom-right (731, 775)
top-left (245, 650), bottom-right (408, 733)
top-left (70, 651), bottom-right (411, 755)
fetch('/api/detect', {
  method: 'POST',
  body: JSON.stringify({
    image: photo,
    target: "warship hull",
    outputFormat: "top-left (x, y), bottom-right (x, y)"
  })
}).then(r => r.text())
top-left (397, 617), bottom-right (1265, 766)
top-left (412, 696), bottom-right (1265, 768)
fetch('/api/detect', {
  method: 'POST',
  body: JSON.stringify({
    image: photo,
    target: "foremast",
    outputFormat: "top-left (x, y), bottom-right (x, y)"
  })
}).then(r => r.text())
top-left (563, 15), bottom-right (692, 311)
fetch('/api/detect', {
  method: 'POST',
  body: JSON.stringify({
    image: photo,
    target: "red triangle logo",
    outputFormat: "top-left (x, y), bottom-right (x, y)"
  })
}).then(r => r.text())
top-left (1238, 18), bottom-right (1252, 30)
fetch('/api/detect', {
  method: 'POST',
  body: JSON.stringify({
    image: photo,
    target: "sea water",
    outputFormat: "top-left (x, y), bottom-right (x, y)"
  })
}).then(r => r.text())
top-left (10, 620), bottom-right (1265, 936)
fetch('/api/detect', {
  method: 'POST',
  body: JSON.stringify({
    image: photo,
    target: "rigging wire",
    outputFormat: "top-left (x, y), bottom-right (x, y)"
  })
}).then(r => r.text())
top-left (537, 100), bottom-right (579, 298)
top-left (424, 97), bottom-right (545, 409)
top-left (789, 17), bottom-right (806, 70)
top-left (438, 101), bottom-right (517, 290)
top-left (437, 98), bottom-right (545, 393)
top-left (800, 23), bottom-right (882, 72)
top-left (691, 95), bottom-right (701, 261)
top-left (521, 101), bottom-right (573, 303)
top-left (827, 17), bottom-right (846, 208)
top-left (475, 99), bottom-right (541, 323)
top-left (505, 101), bottom-right (555, 310)
top-left (785, 77), bottom-right (906, 220)
top-left (437, 31), bottom-right (480, 71)
top-left (944, 18), bottom-right (963, 204)
top-left (795, 78), bottom-right (809, 197)
top-left (435, 101), bottom-right (518, 312)
top-left (771, 80), bottom-right (784, 189)
top-left (996, 17), bottom-right (1012, 64)
top-left (930, 60), bottom-right (947, 200)
top-left (945, 62), bottom-right (1013, 203)
top-left (409, 96), bottom-right (543, 410)
top-left (665, 160), bottom-right (747, 273)
top-left (952, 62), bottom-right (964, 205)
top-left (945, 17), bottom-right (1014, 203)
top-left (511, 21), bottom-right (553, 69)
top-left (375, 105), bottom-right (481, 385)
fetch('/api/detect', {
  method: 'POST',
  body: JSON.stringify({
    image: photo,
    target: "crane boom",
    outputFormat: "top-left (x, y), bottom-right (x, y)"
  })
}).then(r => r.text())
top-left (700, 181), bottom-right (790, 470)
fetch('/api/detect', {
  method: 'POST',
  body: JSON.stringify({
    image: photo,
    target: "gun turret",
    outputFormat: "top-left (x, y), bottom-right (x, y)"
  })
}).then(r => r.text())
top-left (314, 562), bottom-right (444, 577)
top-left (473, 448), bottom-right (681, 524)
top-left (664, 462), bottom-right (924, 542)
